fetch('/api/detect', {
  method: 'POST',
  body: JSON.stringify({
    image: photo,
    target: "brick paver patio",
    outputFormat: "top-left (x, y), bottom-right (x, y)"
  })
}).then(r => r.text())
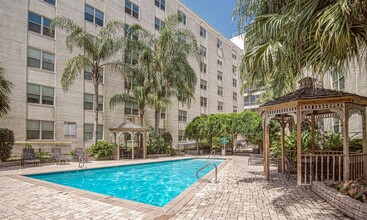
top-left (0, 156), bottom-right (349, 219)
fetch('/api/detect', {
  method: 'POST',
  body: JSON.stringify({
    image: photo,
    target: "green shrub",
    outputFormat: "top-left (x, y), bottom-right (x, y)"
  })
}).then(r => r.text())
top-left (148, 128), bottom-right (174, 155)
top-left (0, 128), bottom-right (15, 162)
top-left (85, 141), bottom-right (116, 159)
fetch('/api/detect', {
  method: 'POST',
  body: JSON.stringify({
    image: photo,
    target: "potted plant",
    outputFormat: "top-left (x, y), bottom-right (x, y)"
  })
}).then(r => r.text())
top-left (68, 150), bottom-right (76, 162)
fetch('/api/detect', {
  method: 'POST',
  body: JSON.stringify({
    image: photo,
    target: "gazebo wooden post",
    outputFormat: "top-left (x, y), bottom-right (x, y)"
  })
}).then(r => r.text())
top-left (116, 133), bottom-right (120, 160)
top-left (296, 106), bottom-right (302, 187)
top-left (131, 132), bottom-right (135, 160)
top-left (143, 131), bottom-right (147, 159)
top-left (281, 116), bottom-right (285, 174)
top-left (263, 116), bottom-right (270, 181)
top-left (311, 112), bottom-right (316, 154)
top-left (343, 105), bottom-right (350, 180)
top-left (361, 111), bottom-right (367, 178)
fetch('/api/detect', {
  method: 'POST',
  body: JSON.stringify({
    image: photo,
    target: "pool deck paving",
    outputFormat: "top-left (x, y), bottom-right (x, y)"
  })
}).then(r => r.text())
top-left (0, 156), bottom-right (349, 220)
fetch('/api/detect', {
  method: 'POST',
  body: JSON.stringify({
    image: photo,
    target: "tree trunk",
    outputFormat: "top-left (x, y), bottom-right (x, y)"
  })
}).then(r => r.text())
top-left (93, 80), bottom-right (99, 145)
top-left (139, 110), bottom-right (144, 149)
top-left (154, 109), bottom-right (160, 132)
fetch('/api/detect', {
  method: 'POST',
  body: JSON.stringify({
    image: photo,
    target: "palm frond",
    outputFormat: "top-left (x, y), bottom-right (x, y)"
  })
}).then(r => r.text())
top-left (61, 55), bottom-right (91, 92)
top-left (0, 66), bottom-right (13, 117)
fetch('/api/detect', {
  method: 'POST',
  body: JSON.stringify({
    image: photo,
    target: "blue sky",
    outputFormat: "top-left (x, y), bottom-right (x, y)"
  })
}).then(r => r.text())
top-left (180, 0), bottom-right (239, 39)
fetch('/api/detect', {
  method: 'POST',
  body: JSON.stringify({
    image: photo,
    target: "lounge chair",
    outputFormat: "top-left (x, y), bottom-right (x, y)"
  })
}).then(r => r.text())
top-left (22, 147), bottom-right (40, 167)
top-left (51, 148), bottom-right (69, 164)
top-left (74, 148), bottom-right (91, 162)
top-left (248, 154), bottom-right (264, 165)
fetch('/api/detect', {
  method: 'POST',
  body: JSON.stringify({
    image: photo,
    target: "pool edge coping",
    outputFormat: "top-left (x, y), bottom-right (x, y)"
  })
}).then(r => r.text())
top-left (7, 157), bottom-right (231, 219)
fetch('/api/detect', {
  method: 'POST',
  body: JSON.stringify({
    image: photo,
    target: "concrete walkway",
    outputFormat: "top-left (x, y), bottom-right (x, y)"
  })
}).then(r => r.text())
top-left (0, 156), bottom-right (348, 220)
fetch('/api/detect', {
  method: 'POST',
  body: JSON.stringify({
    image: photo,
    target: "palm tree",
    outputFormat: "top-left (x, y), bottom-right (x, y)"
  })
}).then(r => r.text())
top-left (127, 14), bottom-right (200, 132)
top-left (0, 66), bottom-right (12, 117)
top-left (52, 17), bottom-right (124, 144)
top-left (233, 0), bottom-right (367, 97)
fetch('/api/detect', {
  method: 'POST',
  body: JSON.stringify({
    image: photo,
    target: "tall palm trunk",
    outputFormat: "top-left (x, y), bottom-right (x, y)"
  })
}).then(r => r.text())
top-left (93, 74), bottom-right (99, 145)
top-left (139, 109), bottom-right (144, 149)
top-left (154, 109), bottom-right (160, 132)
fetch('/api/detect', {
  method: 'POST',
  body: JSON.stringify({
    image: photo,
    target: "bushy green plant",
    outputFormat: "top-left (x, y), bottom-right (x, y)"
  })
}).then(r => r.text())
top-left (323, 132), bottom-right (343, 151)
top-left (85, 141), bottom-right (116, 159)
top-left (0, 128), bottom-right (15, 162)
top-left (148, 128), bottom-right (174, 155)
top-left (270, 130), bottom-right (312, 158)
top-left (325, 179), bottom-right (367, 203)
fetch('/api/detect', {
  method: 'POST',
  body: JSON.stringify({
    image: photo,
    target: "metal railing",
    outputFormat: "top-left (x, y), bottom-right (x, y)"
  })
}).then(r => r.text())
top-left (196, 163), bottom-right (218, 183)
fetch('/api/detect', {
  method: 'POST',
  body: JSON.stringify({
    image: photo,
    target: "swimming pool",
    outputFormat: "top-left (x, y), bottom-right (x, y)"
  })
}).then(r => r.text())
top-left (27, 159), bottom-right (223, 207)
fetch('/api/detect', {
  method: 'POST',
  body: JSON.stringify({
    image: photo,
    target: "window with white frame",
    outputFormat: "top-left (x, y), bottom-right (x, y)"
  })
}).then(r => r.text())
top-left (64, 122), bottom-right (76, 138)
top-left (233, 106), bottom-right (238, 113)
top-left (155, 0), bottom-right (165, 11)
top-left (200, 79), bottom-right (207, 91)
top-left (332, 72), bottom-right (345, 91)
top-left (233, 92), bottom-right (238, 101)
top-left (244, 94), bottom-right (260, 106)
top-left (200, 97), bottom-right (207, 107)
top-left (218, 102), bottom-right (223, 111)
top-left (155, 17), bottom-right (165, 30)
top-left (217, 39), bottom-right (222, 49)
top-left (200, 45), bottom-right (207, 57)
top-left (84, 94), bottom-right (103, 111)
top-left (218, 86), bottom-right (223, 96)
top-left (125, 101), bottom-right (138, 115)
top-left (160, 109), bottom-right (166, 119)
top-left (333, 119), bottom-right (341, 133)
top-left (233, 79), bottom-right (237, 87)
top-left (125, 0), bottom-right (139, 19)
top-left (217, 71), bottom-right (223, 81)
top-left (232, 65), bottom-right (237, 74)
top-left (27, 48), bottom-right (54, 71)
top-left (178, 10), bottom-right (187, 25)
top-left (200, 62), bottom-right (207, 73)
top-left (26, 120), bottom-right (54, 140)
top-left (178, 110), bottom-right (187, 122)
top-left (200, 26), bottom-right (207, 38)
top-left (178, 130), bottom-right (187, 141)
top-left (124, 23), bottom-right (139, 41)
top-left (217, 57), bottom-right (223, 66)
top-left (84, 68), bottom-right (104, 84)
top-left (232, 53), bottom-right (237, 60)
top-left (28, 12), bottom-right (54, 38)
top-left (85, 4), bottom-right (104, 26)
top-left (43, 0), bottom-right (55, 5)
top-left (27, 84), bottom-right (54, 106)
top-left (84, 124), bottom-right (103, 140)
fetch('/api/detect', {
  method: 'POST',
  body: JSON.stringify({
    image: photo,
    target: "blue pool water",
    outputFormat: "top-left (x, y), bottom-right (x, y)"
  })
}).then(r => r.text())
top-left (27, 159), bottom-right (223, 207)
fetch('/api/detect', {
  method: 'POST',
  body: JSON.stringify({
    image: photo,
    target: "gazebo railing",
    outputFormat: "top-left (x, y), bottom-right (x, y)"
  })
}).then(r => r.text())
top-left (299, 153), bottom-right (366, 185)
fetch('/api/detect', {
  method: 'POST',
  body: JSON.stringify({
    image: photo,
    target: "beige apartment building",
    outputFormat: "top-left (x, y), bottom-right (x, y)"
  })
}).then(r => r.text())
top-left (0, 0), bottom-right (243, 149)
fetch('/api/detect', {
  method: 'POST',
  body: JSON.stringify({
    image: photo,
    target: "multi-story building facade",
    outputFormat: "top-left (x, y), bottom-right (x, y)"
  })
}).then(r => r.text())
top-left (0, 0), bottom-right (243, 149)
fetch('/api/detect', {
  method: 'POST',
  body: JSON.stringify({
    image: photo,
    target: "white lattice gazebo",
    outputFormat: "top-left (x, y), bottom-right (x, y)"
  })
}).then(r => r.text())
top-left (259, 77), bottom-right (367, 186)
top-left (108, 120), bottom-right (148, 160)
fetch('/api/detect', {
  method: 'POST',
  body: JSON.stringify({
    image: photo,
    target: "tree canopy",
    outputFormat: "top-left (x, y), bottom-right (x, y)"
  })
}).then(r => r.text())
top-left (0, 66), bottom-right (12, 117)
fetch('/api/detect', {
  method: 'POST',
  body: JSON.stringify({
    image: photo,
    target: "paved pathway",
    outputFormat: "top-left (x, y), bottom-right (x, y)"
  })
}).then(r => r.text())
top-left (0, 156), bottom-right (348, 219)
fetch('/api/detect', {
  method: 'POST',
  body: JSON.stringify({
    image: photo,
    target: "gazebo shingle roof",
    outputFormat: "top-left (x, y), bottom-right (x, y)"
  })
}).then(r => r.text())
top-left (108, 119), bottom-right (147, 132)
top-left (261, 87), bottom-right (358, 107)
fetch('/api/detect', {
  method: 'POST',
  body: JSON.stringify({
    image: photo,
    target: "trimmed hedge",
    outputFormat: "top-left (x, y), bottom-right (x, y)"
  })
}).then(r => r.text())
top-left (0, 128), bottom-right (15, 162)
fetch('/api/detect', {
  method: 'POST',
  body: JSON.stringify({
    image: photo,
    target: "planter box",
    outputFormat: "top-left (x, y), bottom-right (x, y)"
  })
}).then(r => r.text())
top-left (312, 181), bottom-right (367, 220)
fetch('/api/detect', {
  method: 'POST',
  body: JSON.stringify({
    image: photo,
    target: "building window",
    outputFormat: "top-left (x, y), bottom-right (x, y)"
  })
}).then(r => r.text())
top-left (200, 79), bottom-right (207, 91)
top-left (233, 79), bottom-right (237, 87)
top-left (200, 62), bottom-right (207, 74)
top-left (178, 10), bottom-right (187, 25)
top-left (27, 84), bottom-right (54, 105)
top-left (200, 26), bottom-right (207, 38)
top-left (200, 97), bottom-right (207, 107)
top-left (200, 45), bottom-right (207, 57)
top-left (333, 119), bottom-right (341, 133)
top-left (232, 65), bottom-right (237, 74)
top-left (233, 92), bottom-right (238, 101)
top-left (124, 75), bottom-right (133, 90)
top-left (160, 110), bottom-right (166, 119)
top-left (218, 102), bottom-right (223, 111)
top-left (64, 122), bottom-right (76, 138)
top-left (244, 94), bottom-right (260, 106)
top-left (217, 57), bottom-right (223, 66)
top-left (125, 0), bottom-right (139, 19)
top-left (85, 4), bottom-right (104, 26)
top-left (217, 39), bottom-right (222, 49)
top-left (233, 106), bottom-right (238, 113)
top-left (332, 72), bottom-right (345, 91)
top-left (232, 53), bottom-right (237, 60)
top-left (27, 120), bottom-right (54, 140)
top-left (28, 12), bottom-right (54, 38)
top-left (178, 130), bottom-right (187, 141)
top-left (125, 101), bottom-right (138, 115)
top-left (155, 0), bottom-right (165, 11)
top-left (84, 124), bottom-right (103, 140)
top-left (178, 110), bottom-right (187, 122)
top-left (84, 94), bottom-right (103, 111)
top-left (217, 71), bottom-right (223, 81)
top-left (84, 68), bottom-right (104, 84)
top-left (27, 48), bottom-right (54, 72)
top-left (155, 17), bottom-right (165, 30)
top-left (218, 86), bottom-right (223, 96)
top-left (44, 0), bottom-right (55, 5)
top-left (124, 23), bottom-right (139, 41)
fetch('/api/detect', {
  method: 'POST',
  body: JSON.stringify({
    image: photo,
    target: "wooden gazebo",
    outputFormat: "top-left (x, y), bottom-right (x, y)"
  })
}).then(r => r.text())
top-left (108, 120), bottom-right (148, 160)
top-left (259, 77), bottom-right (367, 186)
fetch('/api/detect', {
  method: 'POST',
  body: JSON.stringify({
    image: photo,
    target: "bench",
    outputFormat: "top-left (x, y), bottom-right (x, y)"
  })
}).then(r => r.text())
top-left (248, 154), bottom-right (264, 165)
